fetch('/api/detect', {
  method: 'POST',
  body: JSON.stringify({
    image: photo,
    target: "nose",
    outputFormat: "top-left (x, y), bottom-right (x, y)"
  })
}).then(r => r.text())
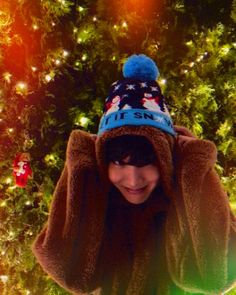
top-left (125, 166), bottom-right (143, 188)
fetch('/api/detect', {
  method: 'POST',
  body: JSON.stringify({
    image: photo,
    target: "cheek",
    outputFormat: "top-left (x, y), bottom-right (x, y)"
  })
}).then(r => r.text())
top-left (148, 167), bottom-right (160, 184)
top-left (154, 173), bottom-right (160, 185)
top-left (108, 165), bottom-right (120, 184)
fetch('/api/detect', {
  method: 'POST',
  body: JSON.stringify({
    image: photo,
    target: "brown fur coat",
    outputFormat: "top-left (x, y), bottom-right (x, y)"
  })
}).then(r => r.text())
top-left (32, 126), bottom-right (236, 294)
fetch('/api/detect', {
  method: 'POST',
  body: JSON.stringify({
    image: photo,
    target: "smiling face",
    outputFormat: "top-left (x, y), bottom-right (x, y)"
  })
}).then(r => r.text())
top-left (106, 135), bottom-right (160, 204)
top-left (108, 158), bottom-right (160, 204)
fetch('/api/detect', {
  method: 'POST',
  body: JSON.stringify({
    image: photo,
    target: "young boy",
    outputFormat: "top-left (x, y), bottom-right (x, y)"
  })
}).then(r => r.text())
top-left (32, 55), bottom-right (236, 294)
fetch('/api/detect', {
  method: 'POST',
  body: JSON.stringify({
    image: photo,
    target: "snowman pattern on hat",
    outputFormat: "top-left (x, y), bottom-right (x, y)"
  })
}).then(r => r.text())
top-left (141, 93), bottom-right (170, 116)
top-left (105, 95), bottom-right (121, 115)
top-left (142, 93), bottom-right (161, 111)
top-left (105, 81), bottom-right (170, 117)
top-left (106, 94), bottom-right (132, 115)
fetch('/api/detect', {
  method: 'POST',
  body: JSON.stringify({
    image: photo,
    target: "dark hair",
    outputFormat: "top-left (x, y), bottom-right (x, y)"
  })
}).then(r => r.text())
top-left (105, 135), bottom-right (156, 167)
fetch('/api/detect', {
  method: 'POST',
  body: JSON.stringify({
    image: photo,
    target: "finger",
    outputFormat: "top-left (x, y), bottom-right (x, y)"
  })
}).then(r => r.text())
top-left (90, 134), bottom-right (97, 141)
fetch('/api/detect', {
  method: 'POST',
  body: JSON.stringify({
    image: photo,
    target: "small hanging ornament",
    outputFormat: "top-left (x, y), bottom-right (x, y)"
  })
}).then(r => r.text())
top-left (13, 153), bottom-right (32, 187)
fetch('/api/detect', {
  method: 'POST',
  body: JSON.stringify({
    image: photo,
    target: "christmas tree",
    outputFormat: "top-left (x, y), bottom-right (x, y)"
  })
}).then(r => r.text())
top-left (0, 0), bottom-right (235, 293)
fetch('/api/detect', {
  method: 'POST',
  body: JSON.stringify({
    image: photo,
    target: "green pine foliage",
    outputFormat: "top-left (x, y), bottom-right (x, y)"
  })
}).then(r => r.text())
top-left (0, 0), bottom-right (235, 293)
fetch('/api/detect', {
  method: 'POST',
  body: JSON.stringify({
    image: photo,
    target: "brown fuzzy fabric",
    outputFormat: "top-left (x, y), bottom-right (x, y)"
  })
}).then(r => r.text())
top-left (32, 127), bottom-right (236, 294)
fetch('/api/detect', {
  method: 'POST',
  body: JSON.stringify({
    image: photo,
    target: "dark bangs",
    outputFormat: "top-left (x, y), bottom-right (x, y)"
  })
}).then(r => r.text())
top-left (105, 135), bottom-right (156, 167)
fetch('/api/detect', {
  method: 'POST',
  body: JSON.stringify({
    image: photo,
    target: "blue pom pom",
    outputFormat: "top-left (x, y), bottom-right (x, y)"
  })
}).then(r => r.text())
top-left (123, 54), bottom-right (160, 81)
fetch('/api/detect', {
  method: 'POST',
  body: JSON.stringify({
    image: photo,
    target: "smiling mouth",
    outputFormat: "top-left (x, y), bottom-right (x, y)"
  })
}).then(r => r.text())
top-left (124, 186), bottom-right (147, 194)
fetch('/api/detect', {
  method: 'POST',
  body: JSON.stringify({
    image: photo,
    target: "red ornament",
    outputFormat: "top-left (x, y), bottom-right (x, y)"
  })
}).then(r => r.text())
top-left (13, 153), bottom-right (32, 187)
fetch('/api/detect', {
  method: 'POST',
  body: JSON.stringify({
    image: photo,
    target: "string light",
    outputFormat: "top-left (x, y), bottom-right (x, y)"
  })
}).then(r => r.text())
top-left (159, 79), bottom-right (167, 85)
top-left (17, 82), bottom-right (27, 89)
top-left (78, 6), bottom-right (84, 12)
top-left (9, 231), bottom-right (14, 237)
top-left (0, 275), bottom-right (8, 284)
top-left (58, 0), bottom-right (66, 5)
top-left (183, 51), bottom-right (209, 71)
top-left (196, 55), bottom-right (204, 62)
top-left (77, 37), bottom-right (82, 43)
top-left (122, 21), bottom-right (128, 28)
top-left (7, 128), bottom-right (14, 133)
top-left (45, 75), bottom-right (52, 82)
top-left (15, 82), bottom-right (28, 95)
top-left (93, 16), bottom-right (97, 22)
top-left (63, 50), bottom-right (69, 57)
top-left (55, 59), bottom-right (61, 65)
top-left (32, 24), bottom-right (39, 30)
top-left (82, 54), bottom-right (87, 61)
top-left (31, 66), bottom-right (37, 72)
top-left (3, 72), bottom-right (12, 83)
top-left (44, 72), bottom-right (55, 83)
top-left (5, 177), bottom-right (12, 184)
top-left (186, 40), bottom-right (193, 46)
top-left (0, 200), bottom-right (7, 207)
top-left (79, 117), bottom-right (89, 127)
top-left (113, 24), bottom-right (118, 30)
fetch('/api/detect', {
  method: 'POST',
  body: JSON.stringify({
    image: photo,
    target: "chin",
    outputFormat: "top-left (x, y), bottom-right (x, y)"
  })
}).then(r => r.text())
top-left (122, 192), bottom-right (151, 205)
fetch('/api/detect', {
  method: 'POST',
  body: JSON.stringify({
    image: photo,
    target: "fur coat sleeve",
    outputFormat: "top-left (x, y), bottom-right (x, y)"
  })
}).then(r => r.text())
top-left (166, 129), bottom-right (236, 294)
top-left (32, 130), bottom-right (108, 294)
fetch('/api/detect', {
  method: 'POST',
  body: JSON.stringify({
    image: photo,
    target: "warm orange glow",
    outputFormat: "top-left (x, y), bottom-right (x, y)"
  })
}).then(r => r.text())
top-left (113, 0), bottom-right (162, 19)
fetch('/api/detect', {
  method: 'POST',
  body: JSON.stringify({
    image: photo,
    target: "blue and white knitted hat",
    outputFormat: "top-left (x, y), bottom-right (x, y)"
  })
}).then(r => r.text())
top-left (98, 54), bottom-right (175, 136)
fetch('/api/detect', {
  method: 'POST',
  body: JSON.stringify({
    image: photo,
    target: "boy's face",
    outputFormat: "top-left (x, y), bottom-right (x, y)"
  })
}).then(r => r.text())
top-left (108, 157), bottom-right (160, 204)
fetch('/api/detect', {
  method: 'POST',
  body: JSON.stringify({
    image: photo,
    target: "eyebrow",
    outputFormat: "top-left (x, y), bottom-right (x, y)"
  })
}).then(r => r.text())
top-left (112, 158), bottom-right (154, 167)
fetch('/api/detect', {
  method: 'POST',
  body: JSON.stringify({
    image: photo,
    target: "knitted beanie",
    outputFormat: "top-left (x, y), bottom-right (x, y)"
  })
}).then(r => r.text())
top-left (98, 54), bottom-right (175, 136)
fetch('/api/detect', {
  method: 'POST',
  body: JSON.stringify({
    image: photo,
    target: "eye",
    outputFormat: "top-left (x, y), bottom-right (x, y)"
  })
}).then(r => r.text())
top-left (113, 160), bottom-right (121, 166)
